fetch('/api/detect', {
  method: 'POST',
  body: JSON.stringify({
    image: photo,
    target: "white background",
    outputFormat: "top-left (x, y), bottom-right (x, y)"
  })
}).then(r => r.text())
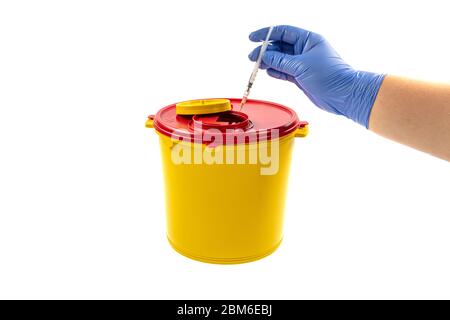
top-left (0, 0), bottom-right (449, 299)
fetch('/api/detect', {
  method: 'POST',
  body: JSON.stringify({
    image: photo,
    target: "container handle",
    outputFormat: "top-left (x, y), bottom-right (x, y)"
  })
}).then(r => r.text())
top-left (146, 115), bottom-right (155, 129)
top-left (294, 121), bottom-right (309, 138)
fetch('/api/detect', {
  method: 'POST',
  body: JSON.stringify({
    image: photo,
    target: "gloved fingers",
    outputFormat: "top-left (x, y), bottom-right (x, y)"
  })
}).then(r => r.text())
top-left (261, 50), bottom-right (298, 76)
top-left (249, 25), bottom-right (311, 45)
top-left (248, 41), bottom-right (294, 61)
top-left (248, 43), bottom-right (281, 62)
top-left (247, 46), bottom-right (274, 69)
top-left (266, 68), bottom-right (295, 82)
top-left (259, 61), bottom-right (270, 70)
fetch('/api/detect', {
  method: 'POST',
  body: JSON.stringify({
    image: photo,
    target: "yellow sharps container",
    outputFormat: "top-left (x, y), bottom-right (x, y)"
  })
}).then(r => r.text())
top-left (146, 98), bottom-right (308, 264)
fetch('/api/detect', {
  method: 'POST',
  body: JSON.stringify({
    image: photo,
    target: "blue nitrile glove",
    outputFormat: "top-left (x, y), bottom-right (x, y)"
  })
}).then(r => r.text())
top-left (248, 25), bottom-right (385, 128)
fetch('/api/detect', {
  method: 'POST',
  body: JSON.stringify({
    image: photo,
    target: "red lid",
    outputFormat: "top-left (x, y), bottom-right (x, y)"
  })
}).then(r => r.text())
top-left (151, 98), bottom-right (305, 145)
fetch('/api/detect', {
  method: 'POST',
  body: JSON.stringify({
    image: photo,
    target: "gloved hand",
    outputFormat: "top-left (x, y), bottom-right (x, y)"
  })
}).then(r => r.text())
top-left (248, 25), bottom-right (385, 128)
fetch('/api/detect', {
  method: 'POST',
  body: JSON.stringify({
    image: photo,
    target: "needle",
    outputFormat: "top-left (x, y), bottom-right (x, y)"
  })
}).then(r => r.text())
top-left (239, 26), bottom-right (274, 111)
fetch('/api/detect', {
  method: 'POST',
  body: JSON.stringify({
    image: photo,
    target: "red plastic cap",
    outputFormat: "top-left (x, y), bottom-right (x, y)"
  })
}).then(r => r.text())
top-left (152, 98), bottom-right (303, 145)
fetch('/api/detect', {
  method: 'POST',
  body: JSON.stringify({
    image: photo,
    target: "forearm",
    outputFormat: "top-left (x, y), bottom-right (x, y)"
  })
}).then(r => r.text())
top-left (368, 75), bottom-right (450, 161)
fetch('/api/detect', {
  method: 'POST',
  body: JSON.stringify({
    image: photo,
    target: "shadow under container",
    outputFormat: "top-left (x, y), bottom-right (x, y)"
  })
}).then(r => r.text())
top-left (146, 98), bottom-right (308, 264)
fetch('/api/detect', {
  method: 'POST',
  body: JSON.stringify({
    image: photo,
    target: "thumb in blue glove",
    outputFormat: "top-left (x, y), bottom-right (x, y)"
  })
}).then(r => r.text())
top-left (248, 25), bottom-right (385, 128)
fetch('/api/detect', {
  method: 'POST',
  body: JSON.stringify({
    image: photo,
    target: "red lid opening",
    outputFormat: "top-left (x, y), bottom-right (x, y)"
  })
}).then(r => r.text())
top-left (189, 111), bottom-right (252, 132)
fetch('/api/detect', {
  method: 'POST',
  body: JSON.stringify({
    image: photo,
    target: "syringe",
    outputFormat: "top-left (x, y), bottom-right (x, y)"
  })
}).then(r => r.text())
top-left (239, 26), bottom-right (274, 111)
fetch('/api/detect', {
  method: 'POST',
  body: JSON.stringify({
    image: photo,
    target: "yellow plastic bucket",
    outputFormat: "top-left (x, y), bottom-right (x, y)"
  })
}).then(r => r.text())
top-left (146, 98), bottom-right (308, 264)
